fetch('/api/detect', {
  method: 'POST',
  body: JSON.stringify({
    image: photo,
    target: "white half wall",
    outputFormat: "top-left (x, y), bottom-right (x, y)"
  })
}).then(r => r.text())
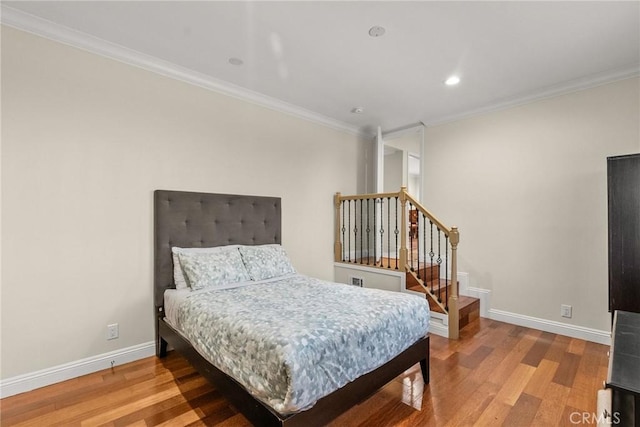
top-left (0, 26), bottom-right (367, 382)
top-left (334, 263), bottom-right (404, 293)
top-left (423, 77), bottom-right (640, 336)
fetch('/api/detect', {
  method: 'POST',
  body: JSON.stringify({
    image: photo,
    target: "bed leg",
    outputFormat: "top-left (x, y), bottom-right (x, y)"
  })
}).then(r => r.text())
top-left (420, 358), bottom-right (429, 384)
top-left (157, 337), bottom-right (168, 358)
top-left (156, 308), bottom-right (168, 358)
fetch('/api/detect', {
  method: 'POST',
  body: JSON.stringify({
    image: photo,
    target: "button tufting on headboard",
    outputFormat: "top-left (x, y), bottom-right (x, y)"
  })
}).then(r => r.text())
top-left (154, 190), bottom-right (281, 308)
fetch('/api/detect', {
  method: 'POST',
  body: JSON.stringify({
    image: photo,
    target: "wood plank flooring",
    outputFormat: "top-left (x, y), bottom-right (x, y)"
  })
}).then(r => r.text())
top-left (0, 318), bottom-right (609, 426)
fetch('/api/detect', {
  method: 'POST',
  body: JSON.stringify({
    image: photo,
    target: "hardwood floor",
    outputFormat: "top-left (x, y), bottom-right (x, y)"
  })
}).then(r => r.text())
top-left (0, 318), bottom-right (609, 426)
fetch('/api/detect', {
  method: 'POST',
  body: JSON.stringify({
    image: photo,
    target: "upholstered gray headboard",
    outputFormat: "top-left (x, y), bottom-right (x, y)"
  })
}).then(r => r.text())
top-left (154, 190), bottom-right (281, 308)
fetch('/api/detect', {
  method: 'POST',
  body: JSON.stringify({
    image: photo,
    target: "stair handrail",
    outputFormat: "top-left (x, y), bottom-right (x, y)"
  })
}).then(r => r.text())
top-left (403, 190), bottom-right (453, 238)
top-left (402, 189), bottom-right (460, 339)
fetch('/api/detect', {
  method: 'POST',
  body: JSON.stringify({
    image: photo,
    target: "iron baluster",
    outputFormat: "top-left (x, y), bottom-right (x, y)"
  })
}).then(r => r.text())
top-left (387, 197), bottom-right (391, 268)
top-left (409, 202), bottom-right (414, 272)
top-left (379, 198), bottom-right (385, 268)
top-left (418, 214), bottom-right (427, 281)
top-left (437, 230), bottom-right (442, 303)
top-left (415, 207), bottom-right (420, 278)
top-left (341, 200), bottom-right (346, 262)
top-left (445, 235), bottom-right (449, 311)
top-left (429, 221), bottom-right (434, 294)
top-left (353, 204), bottom-right (358, 263)
top-left (347, 200), bottom-right (351, 262)
top-left (394, 197), bottom-right (399, 270)
top-left (358, 199), bottom-right (363, 264)
top-left (366, 199), bottom-right (371, 265)
top-left (373, 198), bottom-right (377, 266)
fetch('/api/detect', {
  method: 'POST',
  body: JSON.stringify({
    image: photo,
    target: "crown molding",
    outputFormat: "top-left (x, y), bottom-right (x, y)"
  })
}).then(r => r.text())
top-left (0, 5), bottom-right (365, 137)
top-left (426, 64), bottom-right (640, 127)
top-left (3, 5), bottom-right (637, 136)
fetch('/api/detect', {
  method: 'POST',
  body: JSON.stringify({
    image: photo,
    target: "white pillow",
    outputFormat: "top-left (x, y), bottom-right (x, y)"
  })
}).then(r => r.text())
top-left (177, 250), bottom-right (251, 291)
top-left (239, 244), bottom-right (295, 281)
top-left (172, 245), bottom-right (240, 289)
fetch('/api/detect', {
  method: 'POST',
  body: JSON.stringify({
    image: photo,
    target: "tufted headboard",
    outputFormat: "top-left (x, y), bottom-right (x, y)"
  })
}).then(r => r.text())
top-left (153, 190), bottom-right (281, 308)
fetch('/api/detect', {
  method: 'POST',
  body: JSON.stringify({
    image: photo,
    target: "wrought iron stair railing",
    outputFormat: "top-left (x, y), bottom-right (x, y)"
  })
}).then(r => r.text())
top-left (334, 187), bottom-right (461, 339)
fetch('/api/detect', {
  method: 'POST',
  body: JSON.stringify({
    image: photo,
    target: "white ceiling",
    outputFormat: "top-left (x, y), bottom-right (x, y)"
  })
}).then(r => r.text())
top-left (3, 1), bottom-right (639, 135)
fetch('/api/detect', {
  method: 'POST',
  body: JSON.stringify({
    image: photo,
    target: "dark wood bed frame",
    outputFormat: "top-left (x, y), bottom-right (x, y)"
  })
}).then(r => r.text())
top-left (154, 190), bottom-right (430, 427)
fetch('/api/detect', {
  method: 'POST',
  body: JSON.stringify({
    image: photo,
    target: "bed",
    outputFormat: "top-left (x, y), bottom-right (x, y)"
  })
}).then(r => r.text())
top-left (154, 190), bottom-right (430, 426)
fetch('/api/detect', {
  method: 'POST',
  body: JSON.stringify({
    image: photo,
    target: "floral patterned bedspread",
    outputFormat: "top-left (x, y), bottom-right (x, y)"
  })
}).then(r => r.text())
top-left (174, 274), bottom-right (430, 414)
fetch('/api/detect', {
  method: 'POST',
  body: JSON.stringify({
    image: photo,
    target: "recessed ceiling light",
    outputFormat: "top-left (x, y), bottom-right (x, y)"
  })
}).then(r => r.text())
top-left (228, 57), bottom-right (244, 66)
top-left (445, 75), bottom-right (461, 86)
top-left (368, 26), bottom-right (386, 37)
top-left (351, 107), bottom-right (364, 114)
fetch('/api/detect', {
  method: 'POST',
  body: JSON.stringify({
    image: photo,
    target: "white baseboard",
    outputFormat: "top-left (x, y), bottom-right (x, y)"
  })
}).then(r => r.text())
top-left (457, 271), bottom-right (470, 293)
top-left (429, 311), bottom-right (449, 338)
top-left (488, 309), bottom-right (611, 345)
top-left (454, 272), bottom-right (610, 345)
top-left (0, 341), bottom-right (155, 398)
top-left (457, 272), bottom-right (492, 318)
top-left (462, 287), bottom-right (492, 319)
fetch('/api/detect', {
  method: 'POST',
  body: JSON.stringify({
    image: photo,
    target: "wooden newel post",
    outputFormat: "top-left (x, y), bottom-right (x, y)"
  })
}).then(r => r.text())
top-left (399, 187), bottom-right (408, 272)
top-left (334, 193), bottom-right (342, 262)
top-left (448, 226), bottom-right (460, 339)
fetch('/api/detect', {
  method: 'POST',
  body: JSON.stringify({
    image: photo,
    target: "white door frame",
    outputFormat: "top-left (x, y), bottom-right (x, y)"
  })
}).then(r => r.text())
top-left (375, 126), bottom-right (385, 194)
top-left (375, 123), bottom-right (425, 202)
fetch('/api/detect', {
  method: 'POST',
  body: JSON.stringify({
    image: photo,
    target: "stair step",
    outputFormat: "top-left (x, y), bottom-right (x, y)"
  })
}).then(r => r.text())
top-left (426, 295), bottom-right (480, 325)
top-left (407, 277), bottom-right (454, 298)
top-left (459, 296), bottom-right (480, 329)
top-left (408, 284), bottom-right (427, 293)
top-left (407, 275), bottom-right (480, 331)
top-left (408, 263), bottom-right (440, 282)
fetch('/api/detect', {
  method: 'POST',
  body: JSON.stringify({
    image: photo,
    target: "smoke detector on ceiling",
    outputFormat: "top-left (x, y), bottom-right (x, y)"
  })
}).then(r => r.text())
top-left (368, 26), bottom-right (386, 37)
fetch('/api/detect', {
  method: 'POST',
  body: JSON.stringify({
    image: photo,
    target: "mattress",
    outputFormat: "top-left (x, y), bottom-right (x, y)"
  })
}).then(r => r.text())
top-left (165, 274), bottom-right (430, 414)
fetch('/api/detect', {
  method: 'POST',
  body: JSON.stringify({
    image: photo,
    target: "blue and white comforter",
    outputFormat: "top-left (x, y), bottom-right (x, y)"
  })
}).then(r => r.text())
top-left (174, 274), bottom-right (429, 414)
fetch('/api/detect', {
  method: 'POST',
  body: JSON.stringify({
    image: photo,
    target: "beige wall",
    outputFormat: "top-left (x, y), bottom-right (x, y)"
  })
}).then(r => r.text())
top-left (423, 77), bottom-right (640, 333)
top-left (385, 130), bottom-right (421, 156)
top-left (0, 27), bottom-right (367, 379)
top-left (383, 149), bottom-right (403, 192)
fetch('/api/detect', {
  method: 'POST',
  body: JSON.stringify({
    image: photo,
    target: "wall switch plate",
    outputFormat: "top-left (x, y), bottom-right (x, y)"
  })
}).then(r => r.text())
top-left (561, 304), bottom-right (572, 318)
top-left (107, 323), bottom-right (119, 340)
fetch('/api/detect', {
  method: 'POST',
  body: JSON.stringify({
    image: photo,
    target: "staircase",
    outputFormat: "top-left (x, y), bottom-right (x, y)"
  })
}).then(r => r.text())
top-left (406, 265), bottom-right (480, 331)
top-left (334, 186), bottom-right (471, 338)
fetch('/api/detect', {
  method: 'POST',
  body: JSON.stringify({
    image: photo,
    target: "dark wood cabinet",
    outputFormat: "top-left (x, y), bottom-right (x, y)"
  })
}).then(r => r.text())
top-left (608, 153), bottom-right (640, 315)
top-left (606, 310), bottom-right (640, 426)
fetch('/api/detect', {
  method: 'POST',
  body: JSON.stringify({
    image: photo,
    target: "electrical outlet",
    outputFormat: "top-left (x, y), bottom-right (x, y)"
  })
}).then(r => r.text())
top-left (350, 276), bottom-right (364, 287)
top-left (107, 323), bottom-right (119, 340)
top-left (561, 304), bottom-right (572, 318)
